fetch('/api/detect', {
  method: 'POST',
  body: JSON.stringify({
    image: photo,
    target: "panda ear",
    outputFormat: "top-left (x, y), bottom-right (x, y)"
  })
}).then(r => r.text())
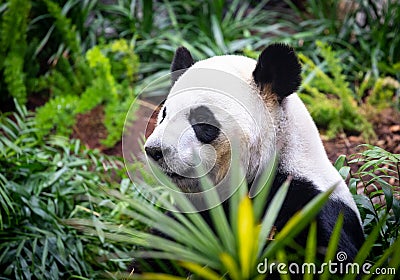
top-left (171, 47), bottom-right (194, 84)
top-left (252, 44), bottom-right (301, 102)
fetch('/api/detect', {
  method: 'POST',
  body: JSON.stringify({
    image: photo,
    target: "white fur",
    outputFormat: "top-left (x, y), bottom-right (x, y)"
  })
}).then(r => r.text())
top-left (145, 54), bottom-right (360, 220)
top-left (146, 55), bottom-right (275, 182)
top-left (278, 94), bottom-right (360, 217)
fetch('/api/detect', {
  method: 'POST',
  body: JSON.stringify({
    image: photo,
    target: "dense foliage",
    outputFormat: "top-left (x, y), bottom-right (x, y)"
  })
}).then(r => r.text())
top-left (284, 0), bottom-right (400, 78)
top-left (0, 102), bottom-right (134, 278)
top-left (66, 147), bottom-right (400, 279)
top-left (347, 146), bottom-right (400, 262)
top-left (0, 0), bottom-right (399, 279)
top-left (35, 39), bottom-right (138, 146)
top-left (1, 104), bottom-right (399, 278)
top-left (0, 0), bottom-right (139, 147)
top-left (298, 41), bottom-right (375, 139)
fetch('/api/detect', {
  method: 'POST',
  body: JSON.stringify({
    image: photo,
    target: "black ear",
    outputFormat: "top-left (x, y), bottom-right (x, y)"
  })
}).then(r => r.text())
top-left (171, 47), bottom-right (194, 84)
top-left (252, 44), bottom-right (301, 102)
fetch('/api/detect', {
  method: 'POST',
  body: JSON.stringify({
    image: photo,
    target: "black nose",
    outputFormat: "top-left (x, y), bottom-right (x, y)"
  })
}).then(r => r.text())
top-left (145, 146), bottom-right (163, 161)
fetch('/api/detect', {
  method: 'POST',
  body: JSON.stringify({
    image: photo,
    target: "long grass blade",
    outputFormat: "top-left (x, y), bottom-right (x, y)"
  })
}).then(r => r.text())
top-left (180, 262), bottom-right (220, 280)
top-left (304, 221), bottom-right (317, 280)
top-left (320, 213), bottom-right (344, 280)
top-left (257, 177), bottom-right (290, 256)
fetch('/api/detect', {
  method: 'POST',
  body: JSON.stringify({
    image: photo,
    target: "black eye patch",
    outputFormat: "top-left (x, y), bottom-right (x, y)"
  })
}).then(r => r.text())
top-left (189, 106), bottom-right (220, 144)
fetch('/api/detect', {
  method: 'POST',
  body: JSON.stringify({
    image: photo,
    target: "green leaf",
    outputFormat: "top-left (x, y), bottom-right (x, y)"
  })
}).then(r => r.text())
top-left (41, 238), bottom-right (49, 272)
top-left (220, 252), bottom-right (241, 280)
top-left (252, 152), bottom-right (278, 220)
top-left (211, 14), bottom-right (227, 53)
top-left (353, 218), bottom-right (386, 272)
top-left (381, 184), bottom-right (393, 211)
top-left (354, 195), bottom-right (375, 215)
top-left (92, 217), bottom-right (105, 244)
top-left (320, 213), bottom-right (344, 280)
top-left (180, 262), bottom-right (220, 280)
top-left (338, 166), bottom-right (351, 180)
top-left (304, 221), bottom-right (317, 280)
top-left (392, 198), bottom-right (400, 223)
top-left (334, 155), bottom-right (347, 171)
top-left (356, 236), bottom-right (400, 280)
top-left (237, 196), bottom-right (257, 278)
top-left (257, 177), bottom-right (290, 256)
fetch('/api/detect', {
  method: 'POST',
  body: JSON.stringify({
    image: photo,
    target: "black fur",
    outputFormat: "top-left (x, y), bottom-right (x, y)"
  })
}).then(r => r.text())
top-left (270, 171), bottom-right (364, 261)
top-left (189, 106), bottom-right (221, 144)
top-left (253, 44), bottom-right (302, 102)
top-left (171, 47), bottom-right (194, 84)
top-left (145, 146), bottom-right (163, 161)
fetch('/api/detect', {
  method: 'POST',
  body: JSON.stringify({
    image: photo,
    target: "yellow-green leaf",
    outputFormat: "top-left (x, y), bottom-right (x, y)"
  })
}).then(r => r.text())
top-left (180, 261), bottom-right (220, 280)
top-left (238, 196), bottom-right (255, 278)
top-left (220, 252), bottom-right (241, 280)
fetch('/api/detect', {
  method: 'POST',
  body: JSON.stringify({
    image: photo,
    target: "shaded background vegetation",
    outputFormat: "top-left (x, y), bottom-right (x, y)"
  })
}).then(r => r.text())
top-left (0, 0), bottom-right (399, 279)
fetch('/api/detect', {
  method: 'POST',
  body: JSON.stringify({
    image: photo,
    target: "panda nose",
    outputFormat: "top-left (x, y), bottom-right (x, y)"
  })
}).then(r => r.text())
top-left (145, 146), bottom-right (163, 161)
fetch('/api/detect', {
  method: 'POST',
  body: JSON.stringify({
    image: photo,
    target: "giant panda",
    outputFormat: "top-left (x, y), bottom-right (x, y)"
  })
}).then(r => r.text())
top-left (143, 44), bottom-right (364, 274)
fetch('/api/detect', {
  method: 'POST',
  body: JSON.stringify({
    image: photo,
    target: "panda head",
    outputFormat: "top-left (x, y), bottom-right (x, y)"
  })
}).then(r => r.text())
top-left (144, 44), bottom-right (301, 193)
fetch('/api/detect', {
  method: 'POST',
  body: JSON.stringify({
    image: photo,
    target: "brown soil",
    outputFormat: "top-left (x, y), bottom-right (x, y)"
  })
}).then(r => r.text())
top-left (323, 108), bottom-right (400, 161)
top-left (72, 103), bottom-right (400, 163)
top-left (71, 106), bottom-right (108, 151)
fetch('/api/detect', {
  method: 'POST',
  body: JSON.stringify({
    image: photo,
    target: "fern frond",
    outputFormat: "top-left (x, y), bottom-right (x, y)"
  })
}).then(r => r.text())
top-left (0, 0), bottom-right (31, 104)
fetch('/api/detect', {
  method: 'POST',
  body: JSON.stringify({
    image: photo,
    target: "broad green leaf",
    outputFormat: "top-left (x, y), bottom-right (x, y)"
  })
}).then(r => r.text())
top-left (338, 166), bottom-right (351, 180)
top-left (334, 155), bottom-right (347, 171)
top-left (381, 184), bottom-right (393, 211)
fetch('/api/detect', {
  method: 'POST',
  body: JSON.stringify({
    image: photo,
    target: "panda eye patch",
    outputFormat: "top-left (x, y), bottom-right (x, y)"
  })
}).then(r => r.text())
top-left (189, 106), bottom-right (220, 144)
